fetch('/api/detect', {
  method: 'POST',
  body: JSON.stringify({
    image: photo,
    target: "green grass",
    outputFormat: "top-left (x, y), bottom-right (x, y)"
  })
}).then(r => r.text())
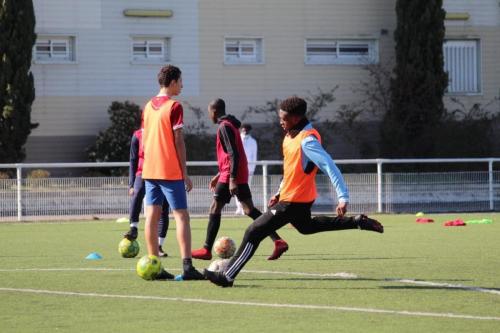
top-left (1, 213), bottom-right (500, 332)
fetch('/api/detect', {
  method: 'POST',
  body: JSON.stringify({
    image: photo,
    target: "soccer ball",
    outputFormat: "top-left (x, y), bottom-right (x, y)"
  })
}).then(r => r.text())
top-left (136, 255), bottom-right (162, 280)
top-left (213, 236), bottom-right (236, 259)
top-left (207, 258), bottom-right (231, 272)
top-left (118, 238), bottom-right (140, 258)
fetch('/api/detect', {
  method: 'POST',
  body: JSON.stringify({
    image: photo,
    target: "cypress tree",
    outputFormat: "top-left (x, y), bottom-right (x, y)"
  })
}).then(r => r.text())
top-left (380, 0), bottom-right (447, 157)
top-left (0, 0), bottom-right (38, 163)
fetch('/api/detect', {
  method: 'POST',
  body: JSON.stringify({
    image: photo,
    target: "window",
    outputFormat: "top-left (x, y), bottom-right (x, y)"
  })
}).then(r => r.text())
top-left (305, 39), bottom-right (377, 65)
top-left (224, 38), bottom-right (263, 64)
top-left (34, 36), bottom-right (75, 63)
top-left (443, 40), bottom-right (480, 94)
top-left (132, 38), bottom-right (169, 63)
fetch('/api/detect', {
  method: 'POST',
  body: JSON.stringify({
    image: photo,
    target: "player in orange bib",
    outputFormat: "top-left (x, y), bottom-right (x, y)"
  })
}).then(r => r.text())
top-left (205, 96), bottom-right (384, 287)
top-left (141, 65), bottom-right (204, 280)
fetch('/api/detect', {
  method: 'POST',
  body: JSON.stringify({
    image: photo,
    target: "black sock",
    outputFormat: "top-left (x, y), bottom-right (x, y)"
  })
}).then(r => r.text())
top-left (204, 214), bottom-right (221, 250)
top-left (183, 258), bottom-right (193, 273)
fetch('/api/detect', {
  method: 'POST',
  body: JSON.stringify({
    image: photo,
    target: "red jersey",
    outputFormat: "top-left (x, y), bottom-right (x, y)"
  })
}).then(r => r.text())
top-left (216, 115), bottom-right (249, 184)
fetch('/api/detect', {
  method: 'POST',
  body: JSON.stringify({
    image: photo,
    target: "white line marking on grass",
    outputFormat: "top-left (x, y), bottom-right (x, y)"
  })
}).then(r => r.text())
top-left (389, 279), bottom-right (500, 296)
top-left (0, 287), bottom-right (499, 321)
top-left (244, 270), bottom-right (358, 279)
top-left (1, 268), bottom-right (498, 297)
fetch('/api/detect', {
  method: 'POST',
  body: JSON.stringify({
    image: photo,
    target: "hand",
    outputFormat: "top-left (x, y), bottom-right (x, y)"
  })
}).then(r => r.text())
top-left (336, 201), bottom-right (348, 217)
top-left (184, 176), bottom-right (193, 192)
top-left (128, 187), bottom-right (134, 196)
top-left (209, 174), bottom-right (219, 192)
top-left (229, 178), bottom-right (238, 196)
top-left (268, 195), bottom-right (279, 208)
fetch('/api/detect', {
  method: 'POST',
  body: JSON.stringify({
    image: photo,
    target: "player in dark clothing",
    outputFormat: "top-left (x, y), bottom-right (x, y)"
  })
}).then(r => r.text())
top-left (124, 128), bottom-right (170, 257)
top-left (191, 98), bottom-right (289, 261)
top-left (204, 96), bottom-right (383, 287)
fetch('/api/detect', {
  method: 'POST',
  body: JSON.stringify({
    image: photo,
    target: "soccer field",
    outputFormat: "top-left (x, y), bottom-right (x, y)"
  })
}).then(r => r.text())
top-left (0, 214), bottom-right (499, 333)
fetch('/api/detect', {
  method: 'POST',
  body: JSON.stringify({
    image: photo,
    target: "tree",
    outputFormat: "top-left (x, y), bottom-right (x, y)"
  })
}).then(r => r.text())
top-left (87, 101), bottom-right (142, 162)
top-left (380, 0), bottom-right (447, 158)
top-left (0, 0), bottom-right (38, 162)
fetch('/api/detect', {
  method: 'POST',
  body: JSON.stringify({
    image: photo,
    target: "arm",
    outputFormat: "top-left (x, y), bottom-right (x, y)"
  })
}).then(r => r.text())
top-left (301, 136), bottom-right (349, 215)
top-left (173, 128), bottom-right (192, 192)
top-left (129, 135), bottom-right (139, 189)
top-left (218, 124), bottom-right (240, 180)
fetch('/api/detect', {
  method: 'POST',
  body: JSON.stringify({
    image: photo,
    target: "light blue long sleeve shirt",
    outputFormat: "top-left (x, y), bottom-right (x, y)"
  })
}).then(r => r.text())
top-left (300, 124), bottom-right (349, 203)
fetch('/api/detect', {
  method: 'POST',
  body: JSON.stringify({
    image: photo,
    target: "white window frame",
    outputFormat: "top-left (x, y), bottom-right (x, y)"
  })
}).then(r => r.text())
top-left (443, 39), bottom-right (481, 95)
top-left (224, 37), bottom-right (264, 65)
top-left (305, 39), bottom-right (378, 65)
top-left (34, 35), bottom-right (76, 64)
top-left (131, 37), bottom-right (170, 64)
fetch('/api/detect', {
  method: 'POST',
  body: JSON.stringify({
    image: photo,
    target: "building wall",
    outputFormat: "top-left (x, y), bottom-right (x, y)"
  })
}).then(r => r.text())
top-left (28, 0), bottom-right (200, 161)
top-left (25, 0), bottom-right (499, 162)
top-left (197, 0), bottom-right (396, 120)
top-left (443, 0), bottom-right (500, 109)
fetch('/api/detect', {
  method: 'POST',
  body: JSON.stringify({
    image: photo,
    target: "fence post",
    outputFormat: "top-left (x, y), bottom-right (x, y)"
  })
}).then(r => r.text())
top-left (488, 159), bottom-right (494, 211)
top-left (377, 160), bottom-right (383, 213)
top-left (262, 163), bottom-right (268, 212)
top-left (16, 165), bottom-right (22, 221)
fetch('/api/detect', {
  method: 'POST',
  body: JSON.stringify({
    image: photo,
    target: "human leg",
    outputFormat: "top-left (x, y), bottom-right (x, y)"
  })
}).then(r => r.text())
top-left (192, 183), bottom-right (230, 260)
top-left (237, 184), bottom-right (289, 260)
top-left (205, 203), bottom-right (291, 286)
top-left (292, 213), bottom-right (383, 234)
top-left (124, 176), bottom-right (145, 240)
top-left (158, 200), bottom-right (169, 257)
top-left (161, 180), bottom-right (204, 280)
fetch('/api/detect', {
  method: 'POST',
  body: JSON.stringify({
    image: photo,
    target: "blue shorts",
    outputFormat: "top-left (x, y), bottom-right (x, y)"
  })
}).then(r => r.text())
top-left (145, 179), bottom-right (187, 210)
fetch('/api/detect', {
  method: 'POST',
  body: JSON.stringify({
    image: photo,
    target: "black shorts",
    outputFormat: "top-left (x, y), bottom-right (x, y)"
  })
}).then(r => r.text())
top-left (214, 182), bottom-right (252, 204)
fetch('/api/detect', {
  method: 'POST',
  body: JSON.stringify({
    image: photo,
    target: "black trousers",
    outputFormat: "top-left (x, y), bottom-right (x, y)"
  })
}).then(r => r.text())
top-left (129, 175), bottom-right (169, 238)
top-left (224, 201), bottom-right (359, 280)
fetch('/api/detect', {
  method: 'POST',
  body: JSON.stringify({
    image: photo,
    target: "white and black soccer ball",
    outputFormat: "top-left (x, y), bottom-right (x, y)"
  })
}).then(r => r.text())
top-left (207, 258), bottom-right (231, 272)
top-left (213, 236), bottom-right (236, 258)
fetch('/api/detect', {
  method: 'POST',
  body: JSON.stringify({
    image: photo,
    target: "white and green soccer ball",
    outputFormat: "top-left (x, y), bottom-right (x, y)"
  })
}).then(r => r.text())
top-left (207, 258), bottom-right (231, 272)
top-left (213, 236), bottom-right (236, 259)
top-left (118, 238), bottom-right (140, 258)
top-left (136, 255), bottom-right (162, 280)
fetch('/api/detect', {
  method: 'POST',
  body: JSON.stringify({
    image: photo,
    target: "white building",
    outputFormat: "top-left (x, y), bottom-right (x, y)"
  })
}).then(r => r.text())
top-left (27, 0), bottom-right (500, 161)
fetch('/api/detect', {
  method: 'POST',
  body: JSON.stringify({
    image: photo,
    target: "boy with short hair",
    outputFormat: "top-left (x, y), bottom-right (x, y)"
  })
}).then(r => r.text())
top-left (191, 98), bottom-right (289, 261)
top-left (205, 96), bottom-right (383, 287)
top-left (142, 65), bottom-right (204, 280)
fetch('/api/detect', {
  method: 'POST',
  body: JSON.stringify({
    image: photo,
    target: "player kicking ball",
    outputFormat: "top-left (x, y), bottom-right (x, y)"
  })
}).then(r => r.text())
top-left (205, 96), bottom-right (383, 287)
top-left (191, 98), bottom-right (289, 261)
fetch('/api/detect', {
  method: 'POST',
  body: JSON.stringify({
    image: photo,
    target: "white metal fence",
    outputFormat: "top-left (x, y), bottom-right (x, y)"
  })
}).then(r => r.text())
top-left (1, 158), bottom-right (500, 221)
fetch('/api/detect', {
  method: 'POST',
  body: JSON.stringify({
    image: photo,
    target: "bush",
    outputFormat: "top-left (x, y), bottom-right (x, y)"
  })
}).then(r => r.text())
top-left (87, 101), bottom-right (142, 163)
top-left (0, 171), bottom-right (11, 179)
top-left (27, 169), bottom-right (50, 178)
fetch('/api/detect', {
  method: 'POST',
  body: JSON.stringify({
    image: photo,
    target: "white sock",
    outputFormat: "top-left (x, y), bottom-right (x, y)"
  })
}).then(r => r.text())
top-left (130, 222), bottom-right (138, 228)
top-left (159, 237), bottom-right (165, 246)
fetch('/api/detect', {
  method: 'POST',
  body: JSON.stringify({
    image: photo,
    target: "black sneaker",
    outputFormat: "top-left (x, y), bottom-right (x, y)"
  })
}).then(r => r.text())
top-left (355, 215), bottom-right (384, 233)
top-left (158, 246), bottom-right (168, 258)
top-left (154, 268), bottom-right (175, 280)
top-left (124, 227), bottom-right (138, 241)
top-left (203, 269), bottom-right (234, 287)
top-left (180, 266), bottom-right (205, 280)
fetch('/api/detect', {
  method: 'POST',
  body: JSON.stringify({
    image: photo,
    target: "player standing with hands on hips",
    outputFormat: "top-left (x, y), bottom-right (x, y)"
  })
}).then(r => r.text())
top-left (205, 96), bottom-right (384, 287)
